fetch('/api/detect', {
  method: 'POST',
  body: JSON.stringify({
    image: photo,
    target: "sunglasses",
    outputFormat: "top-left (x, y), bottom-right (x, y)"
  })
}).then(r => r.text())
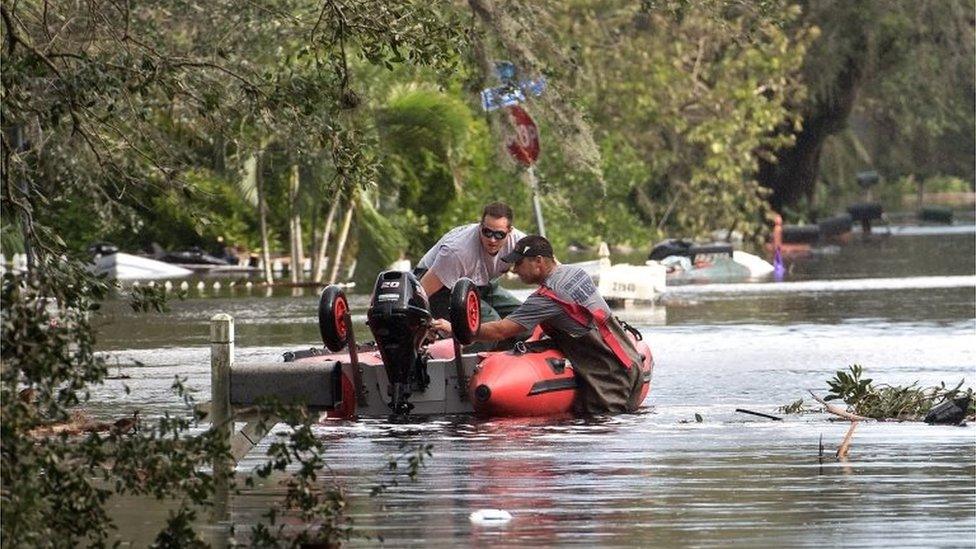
top-left (480, 226), bottom-right (509, 241)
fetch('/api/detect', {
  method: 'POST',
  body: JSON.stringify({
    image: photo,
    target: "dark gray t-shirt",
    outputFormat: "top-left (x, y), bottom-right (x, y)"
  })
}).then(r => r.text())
top-left (507, 264), bottom-right (611, 336)
top-left (416, 223), bottom-right (526, 287)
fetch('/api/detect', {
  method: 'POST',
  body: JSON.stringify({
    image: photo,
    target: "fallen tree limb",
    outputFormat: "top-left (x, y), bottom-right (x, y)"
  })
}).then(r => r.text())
top-left (836, 421), bottom-right (858, 460)
top-left (808, 390), bottom-right (872, 421)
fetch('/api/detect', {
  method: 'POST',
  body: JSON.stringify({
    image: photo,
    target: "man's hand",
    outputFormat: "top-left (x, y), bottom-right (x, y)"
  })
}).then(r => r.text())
top-left (430, 318), bottom-right (452, 336)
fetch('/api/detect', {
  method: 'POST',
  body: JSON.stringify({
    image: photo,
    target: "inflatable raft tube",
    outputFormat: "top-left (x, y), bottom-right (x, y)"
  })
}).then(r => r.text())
top-left (468, 337), bottom-right (654, 417)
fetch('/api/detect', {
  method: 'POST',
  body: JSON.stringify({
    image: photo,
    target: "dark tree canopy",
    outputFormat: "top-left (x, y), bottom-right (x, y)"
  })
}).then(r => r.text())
top-left (758, 0), bottom-right (975, 210)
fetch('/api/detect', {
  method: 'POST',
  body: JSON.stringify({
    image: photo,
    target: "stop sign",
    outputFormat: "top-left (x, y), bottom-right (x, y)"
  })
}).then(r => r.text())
top-left (506, 105), bottom-right (539, 166)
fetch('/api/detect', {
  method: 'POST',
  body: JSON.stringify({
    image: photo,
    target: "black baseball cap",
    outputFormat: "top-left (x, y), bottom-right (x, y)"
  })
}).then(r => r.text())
top-left (501, 235), bottom-right (554, 263)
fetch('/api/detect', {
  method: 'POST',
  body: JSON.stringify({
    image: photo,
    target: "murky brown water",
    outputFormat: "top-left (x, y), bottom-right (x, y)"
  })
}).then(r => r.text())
top-left (94, 230), bottom-right (975, 546)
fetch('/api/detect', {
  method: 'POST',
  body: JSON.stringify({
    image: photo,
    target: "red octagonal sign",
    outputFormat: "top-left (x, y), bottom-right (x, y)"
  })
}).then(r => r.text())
top-left (506, 105), bottom-right (540, 166)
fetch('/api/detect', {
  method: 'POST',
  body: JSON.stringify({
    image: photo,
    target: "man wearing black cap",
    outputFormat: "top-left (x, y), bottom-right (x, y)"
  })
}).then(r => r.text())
top-left (431, 235), bottom-right (645, 414)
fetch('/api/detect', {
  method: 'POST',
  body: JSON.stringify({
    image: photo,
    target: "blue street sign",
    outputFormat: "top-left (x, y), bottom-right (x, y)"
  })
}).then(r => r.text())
top-left (479, 78), bottom-right (546, 112)
top-left (481, 86), bottom-right (526, 112)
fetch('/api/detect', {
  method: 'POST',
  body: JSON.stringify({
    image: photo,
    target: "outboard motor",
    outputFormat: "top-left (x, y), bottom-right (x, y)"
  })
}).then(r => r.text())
top-left (366, 271), bottom-right (432, 415)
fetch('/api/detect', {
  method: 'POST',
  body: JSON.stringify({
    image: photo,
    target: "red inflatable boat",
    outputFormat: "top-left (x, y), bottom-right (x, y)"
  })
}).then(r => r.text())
top-left (283, 271), bottom-right (653, 419)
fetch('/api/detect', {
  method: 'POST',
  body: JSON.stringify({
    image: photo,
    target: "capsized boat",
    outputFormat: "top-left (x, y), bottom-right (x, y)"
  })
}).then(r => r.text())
top-left (648, 239), bottom-right (774, 283)
top-left (273, 271), bottom-right (654, 419)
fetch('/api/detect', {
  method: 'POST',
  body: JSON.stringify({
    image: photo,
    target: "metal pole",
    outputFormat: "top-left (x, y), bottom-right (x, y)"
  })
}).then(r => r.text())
top-left (452, 338), bottom-right (467, 401)
top-left (343, 310), bottom-right (366, 407)
top-left (9, 126), bottom-right (34, 272)
top-left (526, 166), bottom-right (546, 237)
top-left (210, 314), bottom-right (233, 525)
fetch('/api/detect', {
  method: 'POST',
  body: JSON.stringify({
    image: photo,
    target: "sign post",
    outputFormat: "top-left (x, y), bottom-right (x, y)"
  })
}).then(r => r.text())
top-left (526, 167), bottom-right (546, 238)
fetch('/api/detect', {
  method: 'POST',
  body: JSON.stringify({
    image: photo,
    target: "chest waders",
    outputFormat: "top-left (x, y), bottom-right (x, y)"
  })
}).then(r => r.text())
top-left (534, 287), bottom-right (644, 414)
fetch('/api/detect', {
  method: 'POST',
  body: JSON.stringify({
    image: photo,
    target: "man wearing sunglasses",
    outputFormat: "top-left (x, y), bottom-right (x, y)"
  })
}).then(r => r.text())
top-left (431, 235), bottom-right (645, 414)
top-left (413, 202), bottom-right (526, 324)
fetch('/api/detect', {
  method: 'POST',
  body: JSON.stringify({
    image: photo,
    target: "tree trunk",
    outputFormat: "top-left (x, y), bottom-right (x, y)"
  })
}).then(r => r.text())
top-left (328, 197), bottom-right (355, 284)
top-left (312, 191), bottom-right (341, 283)
top-left (255, 153), bottom-right (274, 285)
top-left (288, 164), bottom-right (304, 283)
top-left (758, 58), bottom-right (863, 211)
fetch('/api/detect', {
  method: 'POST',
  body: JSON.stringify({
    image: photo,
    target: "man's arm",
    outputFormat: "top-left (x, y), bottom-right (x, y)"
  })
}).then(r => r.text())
top-left (474, 318), bottom-right (524, 342)
top-left (430, 317), bottom-right (525, 342)
top-left (419, 269), bottom-right (445, 299)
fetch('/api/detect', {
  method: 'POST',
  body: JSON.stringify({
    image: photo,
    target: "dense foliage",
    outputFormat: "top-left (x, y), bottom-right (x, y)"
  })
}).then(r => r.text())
top-left (1, 0), bottom-right (462, 544)
top-left (758, 0), bottom-right (975, 213)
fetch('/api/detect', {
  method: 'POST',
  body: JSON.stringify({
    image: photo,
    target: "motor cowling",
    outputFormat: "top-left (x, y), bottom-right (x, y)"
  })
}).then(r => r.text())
top-left (366, 271), bottom-right (432, 414)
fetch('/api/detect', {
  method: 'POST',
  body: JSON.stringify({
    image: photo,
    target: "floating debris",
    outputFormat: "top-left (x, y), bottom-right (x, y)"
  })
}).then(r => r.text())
top-left (469, 509), bottom-right (512, 525)
top-left (778, 398), bottom-right (823, 415)
top-left (735, 408), bottom-right (782, 421)
top-left (820, 364), bottom-right (974, 421)
top-left (924, 396), bottom-right (971, 425)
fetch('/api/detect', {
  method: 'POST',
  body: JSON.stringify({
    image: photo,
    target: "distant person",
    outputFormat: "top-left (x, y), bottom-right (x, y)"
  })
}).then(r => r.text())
top-left (431, 235), bottom-right (644, 414)
top-left (414, 202), bottom-right (526, 322)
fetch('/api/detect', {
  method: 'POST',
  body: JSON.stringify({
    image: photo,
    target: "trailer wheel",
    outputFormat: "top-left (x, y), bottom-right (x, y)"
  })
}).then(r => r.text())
top-left (318, 285), bottom-right (350, 352)
top-left (450, 278), bottom-right (480, 345)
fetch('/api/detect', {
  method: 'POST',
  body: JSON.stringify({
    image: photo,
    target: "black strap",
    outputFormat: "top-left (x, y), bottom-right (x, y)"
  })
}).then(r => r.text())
top-left (617, 317), bottom-right (643, 341)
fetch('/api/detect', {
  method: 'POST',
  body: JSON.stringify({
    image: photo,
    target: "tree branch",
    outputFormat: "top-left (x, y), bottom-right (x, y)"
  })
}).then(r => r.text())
top-left (808, 390), bottom-right (872, 422)
top-left (1, 4), bottom-right (20, 55)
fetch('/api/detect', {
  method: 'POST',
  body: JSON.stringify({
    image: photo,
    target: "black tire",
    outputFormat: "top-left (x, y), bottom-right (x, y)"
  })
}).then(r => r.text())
top-left (318, 285), bottom-right (350, 352)
top-left (782, 224), bottom-right (820, 244)
top-left (818, 214), bottom-right (853, 237)
top-left (449, 278), bottom-right (481, 345)
top-left (847, 202), bottom-right (884, 222)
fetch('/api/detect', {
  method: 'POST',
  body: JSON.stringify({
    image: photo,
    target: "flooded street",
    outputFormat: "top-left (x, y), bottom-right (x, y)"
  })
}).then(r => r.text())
top-left (94, 231), bottom-right (975, 546)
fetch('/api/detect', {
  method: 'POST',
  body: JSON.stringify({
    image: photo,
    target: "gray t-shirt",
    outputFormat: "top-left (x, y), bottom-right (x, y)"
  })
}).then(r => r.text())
top-left (507, 264), bottom-right (610, 336)
top-left (416, 223), bottom-right (526, 287)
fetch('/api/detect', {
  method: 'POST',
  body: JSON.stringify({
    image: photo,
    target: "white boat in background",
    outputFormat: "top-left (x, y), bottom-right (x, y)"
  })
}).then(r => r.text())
top-left (566, 242), bottom-right (668, 305)
top-left (90, 245), bottom-right (193, 281)
top-left (563, 240), bottom-right (774, 305)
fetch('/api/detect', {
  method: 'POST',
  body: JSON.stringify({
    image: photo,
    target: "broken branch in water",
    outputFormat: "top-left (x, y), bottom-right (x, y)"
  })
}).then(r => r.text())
top-left (807, 391), bottom-right (863, 462)
top-left (836, 421), bottom-right (858, 460)
top-left (808, 390), bottom-right (872, 422)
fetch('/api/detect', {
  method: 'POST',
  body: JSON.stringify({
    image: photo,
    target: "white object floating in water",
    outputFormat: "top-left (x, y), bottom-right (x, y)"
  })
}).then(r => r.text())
top-left (731, 250), bottom-right (774, 277)
top-left (469, 509), bottom-right (512, 525)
